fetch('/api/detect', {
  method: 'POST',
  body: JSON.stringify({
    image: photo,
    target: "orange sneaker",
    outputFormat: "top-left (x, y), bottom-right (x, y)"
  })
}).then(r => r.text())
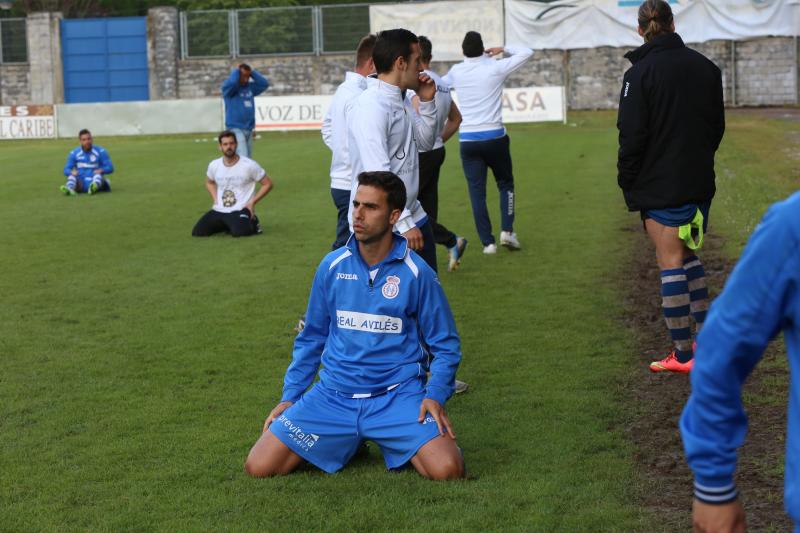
top-left (649, 350), bottom-right (693, 373)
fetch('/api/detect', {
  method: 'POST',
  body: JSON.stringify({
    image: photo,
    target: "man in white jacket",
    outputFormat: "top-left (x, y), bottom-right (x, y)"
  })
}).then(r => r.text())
top-left (444, 31), bottom-right (533, 254)
top-left (321, 34), bottom-right (376, 250)
top-left (346, 28), bottom-right (439, 271)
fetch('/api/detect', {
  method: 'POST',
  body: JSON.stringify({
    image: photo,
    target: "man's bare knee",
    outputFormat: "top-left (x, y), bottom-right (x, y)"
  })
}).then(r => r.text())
top-left (412, 436), bottom-right (465, 480)
top-left (244, 432), bottom-right (302, 477)
top-left (423, 454), bottom-right (465, 480)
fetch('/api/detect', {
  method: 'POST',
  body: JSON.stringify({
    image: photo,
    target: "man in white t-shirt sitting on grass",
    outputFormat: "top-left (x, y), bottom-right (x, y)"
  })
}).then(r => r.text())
top-left (192, 130), bottom-right (274, 237)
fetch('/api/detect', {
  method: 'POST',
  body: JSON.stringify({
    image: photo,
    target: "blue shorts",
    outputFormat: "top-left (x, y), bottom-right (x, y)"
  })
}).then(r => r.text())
top-left (269, 378), bottom-right (441, 473)
top-left (643, 201), bottom-right (711, 232)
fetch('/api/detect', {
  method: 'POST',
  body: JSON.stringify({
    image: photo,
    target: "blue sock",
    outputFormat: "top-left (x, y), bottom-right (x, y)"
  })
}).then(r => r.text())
top-left (66, 176), bottom-right (77, 190)
top-left (683, 255), bottom-right (708, 332)
top-left (661, 268), bottom-right (693, 363)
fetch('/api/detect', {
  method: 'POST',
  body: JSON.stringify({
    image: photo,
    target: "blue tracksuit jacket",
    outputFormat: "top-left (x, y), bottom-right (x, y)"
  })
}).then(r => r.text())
top-left (63, 145), bottom-right (113, 179)
top-left (221, 68), bottom-right (269, 131)
top-left (681, 191), bottom-right (800, 529)
top-left (281, 234), bottom-right (461, 406)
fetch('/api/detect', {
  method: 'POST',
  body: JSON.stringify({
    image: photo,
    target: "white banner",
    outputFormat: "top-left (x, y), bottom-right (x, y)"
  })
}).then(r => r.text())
top-left (255, 88), bottom-right (564, 132)
top-left (499, 86), bottom-right (567, 124)
top-left (254, 95), bottom-right (332, 131)
top-left (0, 105), bottom-right (56, 140)
top-left (505, 0), bottom-right (800, 50)
top-left (369, 0), bottom-right (505, 61)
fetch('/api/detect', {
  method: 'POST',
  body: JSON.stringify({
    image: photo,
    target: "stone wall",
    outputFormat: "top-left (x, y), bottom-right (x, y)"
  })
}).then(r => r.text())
top-left (0, 65), bottom-right (30, 106)
top-left (175, 54), bottom-right (352, 99)
top-left (2, 7), bottom-right (798, 109)
top-left (172, 37), bottom-right (799, 110)
top-left (735, 37), bottom-right (797, 106)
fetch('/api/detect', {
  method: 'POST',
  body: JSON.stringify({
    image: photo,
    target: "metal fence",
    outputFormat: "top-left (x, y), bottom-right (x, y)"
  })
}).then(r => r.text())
top-left (179, 4), bottom-right (370, 58)
top-left (0, 18), bottom-right (28, 64)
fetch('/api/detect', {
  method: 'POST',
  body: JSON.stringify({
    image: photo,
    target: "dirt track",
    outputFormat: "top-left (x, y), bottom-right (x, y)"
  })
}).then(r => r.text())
top-left (621, 107), bottom-right (794, 532)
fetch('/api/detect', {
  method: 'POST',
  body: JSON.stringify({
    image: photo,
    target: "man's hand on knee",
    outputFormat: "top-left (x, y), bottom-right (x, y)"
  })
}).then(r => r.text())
top-left (263, 401), bottom-right (293, 432)
top-left (418, 398), bottom-right (455, 438)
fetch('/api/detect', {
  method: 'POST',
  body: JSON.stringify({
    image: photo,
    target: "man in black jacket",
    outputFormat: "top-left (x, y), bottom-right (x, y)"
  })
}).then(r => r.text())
top-left (617, 0), bottom-right (725, 374)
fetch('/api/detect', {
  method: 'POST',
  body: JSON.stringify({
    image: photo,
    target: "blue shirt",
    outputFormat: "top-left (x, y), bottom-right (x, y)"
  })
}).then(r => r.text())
top-left (281, 234), bottom-right (461, 406)
top-left (63, 145), bottom-right (113, 179)
top-left (680, 191), bottom-right (800, 528)
top-left (221, 68), bottom-right (269, 131)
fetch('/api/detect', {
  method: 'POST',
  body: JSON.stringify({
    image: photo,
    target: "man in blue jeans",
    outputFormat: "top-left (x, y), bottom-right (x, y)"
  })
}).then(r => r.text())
top-left (221, 63), bottom-right (269, 158)
top-left (443, 32), bottom-right (532, 254)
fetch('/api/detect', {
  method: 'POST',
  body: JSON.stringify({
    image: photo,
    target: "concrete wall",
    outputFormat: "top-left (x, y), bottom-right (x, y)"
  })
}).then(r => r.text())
top-left (27, 12), bottom-right (63, 105)
top-left (147, 6), bottom-right (180, 100)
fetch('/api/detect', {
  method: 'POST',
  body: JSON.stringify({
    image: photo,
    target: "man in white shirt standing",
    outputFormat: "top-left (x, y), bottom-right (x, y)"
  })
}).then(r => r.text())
top-left (410, 36), bottom-right (467, 273)
top-left (346, 28), bottom-right (439, 271)
top-left (321, 34), bottom-right (377, 250)
top-left (444, 31), bottom-right (533, 254)
top-left (192, 130), bottom-right (274, 237)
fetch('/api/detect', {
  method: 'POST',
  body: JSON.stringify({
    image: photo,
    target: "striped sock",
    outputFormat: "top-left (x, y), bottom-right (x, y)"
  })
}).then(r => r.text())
top-left (92, 175), bottom-right (104, 188)
top-left (66, 176), bottom-right (77, 190)
top-left (683, 255), bottom-right (709, 332)
top-left (661, 268), bottom-right (693, 363)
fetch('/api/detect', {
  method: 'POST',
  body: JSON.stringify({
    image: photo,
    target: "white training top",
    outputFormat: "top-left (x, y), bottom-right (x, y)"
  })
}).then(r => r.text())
top-left (321, 71), bottom-right (367, 191)
top-left (346, 79), bottom-right (437, 234)
top-left (207, 156), bottom-right (266, 213)
top-left (443, 45), bottom-right (533, 135)
top-left (408, 69), bottom-right (453, 152)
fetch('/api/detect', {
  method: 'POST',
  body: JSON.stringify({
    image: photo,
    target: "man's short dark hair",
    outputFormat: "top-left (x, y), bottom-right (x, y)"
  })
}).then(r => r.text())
top-left (78, 129), bottom-right (91, 137)
top-left (355, 34), bottom-right (377, 68)
top-left (418, 35), bottom-right (432, 63)
top-left (357, 171), bottom-right (407, 212)
top-left (372, 29), bottom-right (418, 75)
top-left (218, 130), bottom-right (237, 144)
top-left (238, 63), bottom-right (252, 72)
top-left (462, 31), bottom-right (484, 58)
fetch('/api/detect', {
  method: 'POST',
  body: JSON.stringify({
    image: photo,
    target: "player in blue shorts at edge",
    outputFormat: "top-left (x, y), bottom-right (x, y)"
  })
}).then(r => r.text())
top-left (617, 0), bottom-right (724, 374)
top-left (60, 129), bottom-right (114, 196)
top-left (245, 171), bottom-right (465, 479)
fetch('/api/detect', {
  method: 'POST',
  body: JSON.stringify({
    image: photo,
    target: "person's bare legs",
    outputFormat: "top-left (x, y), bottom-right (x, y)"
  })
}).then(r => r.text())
top-left (244, 431), bottom-right (305, 477)
top-left (644, 218), bottom-right (693, 269)
top-left (644, 218), bottom-right (697, 368)
top-left (410, 435), bottom-right (465, 480)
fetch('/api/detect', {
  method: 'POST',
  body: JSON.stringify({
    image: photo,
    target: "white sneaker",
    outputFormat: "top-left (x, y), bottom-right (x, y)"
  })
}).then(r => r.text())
top-left (500, 231), bottom-right (521, 250)
top-left (454, 379), bottom-right (469, 394)
top-left (483, 243), bottom-right (497, 254)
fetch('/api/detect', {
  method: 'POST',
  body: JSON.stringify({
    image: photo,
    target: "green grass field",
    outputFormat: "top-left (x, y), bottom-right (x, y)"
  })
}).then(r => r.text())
top-left (1, 111), bottom-right (795, 531)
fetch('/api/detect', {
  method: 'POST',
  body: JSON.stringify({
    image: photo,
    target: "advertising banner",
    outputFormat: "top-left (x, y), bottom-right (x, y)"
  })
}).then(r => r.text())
top-left (369, 0), bottom-right (504, 61)
top-left (0, 105), bottom-right (56, 140)
top-left (495, 86), bottom-right (567, 124)
top-left (254, 88), bottom-right (565, 132)
top-left (505, 0), bottom-right (800, 50)
top-left (254, 95), bottom-right (332, 131)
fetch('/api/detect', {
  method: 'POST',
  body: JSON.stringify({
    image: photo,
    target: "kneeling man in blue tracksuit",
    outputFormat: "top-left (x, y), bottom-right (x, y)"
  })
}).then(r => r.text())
top-left (60, 129), bottom-right (113, 196)
top-left (245, 171), bottom-right (465, 479)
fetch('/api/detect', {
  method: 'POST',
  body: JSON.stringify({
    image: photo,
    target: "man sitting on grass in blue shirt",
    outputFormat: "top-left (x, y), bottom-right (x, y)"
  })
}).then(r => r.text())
top-left (60, 129), bottom-right (113, 196)
top-left (244, 171), bottom-right (465, 480)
